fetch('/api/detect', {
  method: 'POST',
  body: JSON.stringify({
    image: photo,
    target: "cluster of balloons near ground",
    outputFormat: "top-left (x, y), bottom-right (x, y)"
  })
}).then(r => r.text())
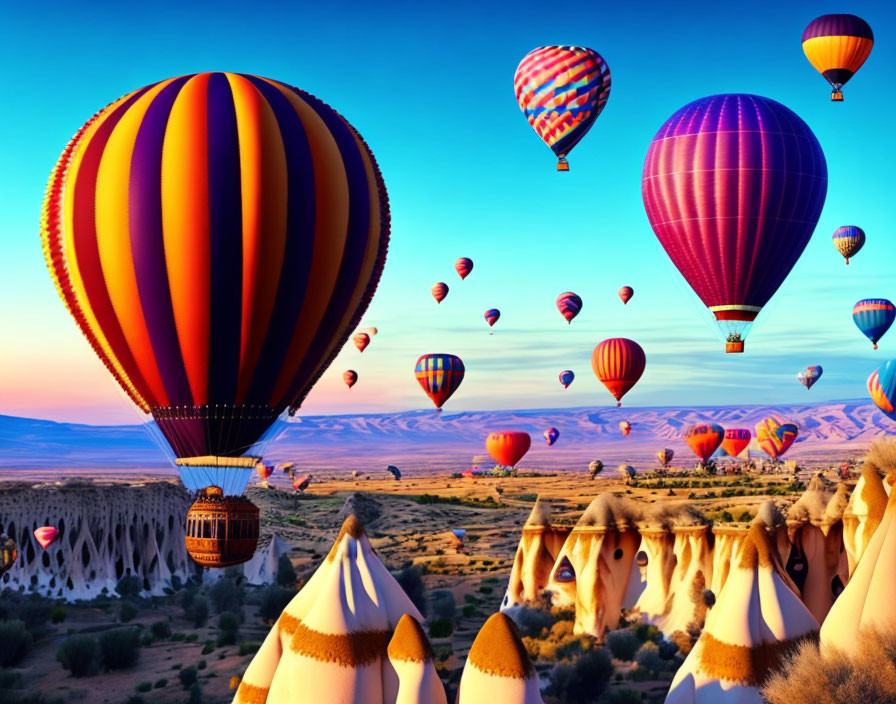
top-left (684, 418), bottom-right (799, 464)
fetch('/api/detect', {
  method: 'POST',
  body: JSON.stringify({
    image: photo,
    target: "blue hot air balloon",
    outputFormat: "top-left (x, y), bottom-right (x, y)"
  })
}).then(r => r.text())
top-left (559, 370), bottom-right (575, 389)
top-left (853, 299), bottom-right (896, 349)
top-left (797, 365), bottom-right (823, 390)
top-left (869, 359), bottom-right (896, 422)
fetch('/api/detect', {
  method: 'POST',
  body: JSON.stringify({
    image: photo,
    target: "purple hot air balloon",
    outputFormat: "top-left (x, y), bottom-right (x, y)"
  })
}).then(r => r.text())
top-left (642, 94), bottom-right (827, 354)
top-left (797, 365), bottom-right (823, 390)
top-left (559, 370), bottom-right (575, 389)
top-left (484, 308), bottom-right (500, 327)
top-left (544, 427), bottom-right (559, 446)
top-left (556, 292), bottom-right (582, 324)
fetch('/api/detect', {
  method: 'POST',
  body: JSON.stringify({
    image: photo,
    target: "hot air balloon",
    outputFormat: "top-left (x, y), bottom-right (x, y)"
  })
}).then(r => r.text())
top-left (414, 354), bottom-right (465, 409)
top-left (34, 527), bottom-right (58, 550)
top-left (293, 474), bottom-right (312, 492)
top-left (618, 286), bottom-right (633, 305)
top-left (591, 338), bottom-right (645, 406)
top-left (618, 464), bottom-right (636, 481)
top-left (685, 424), bottom-right (725, 463)
top-left (619, 421), bottom-right (632, 437)
top-left (656, 449), bottom-right (674, 468)
top-left (755, 417), bottom-right (799, 459)
top-left (544, 428), bottom-right (560, 446)
top-left (343, 370), bottom-right (358, 389)
top-left (387, 465), bottom-right (401, 480)
top-left (588, 460), bottom-right (604, 479)
top-left (868, 360), bottom-right (896, 421)
top-left (556, 292), bottom-right (583, 324)
top-left (484, 309), bottom-right (500, 328)
top-left (513, 45), bottom-right (611, 171)
top-left (853, 299), bottom-right (895, 350)
top-left (832, 226), bottom-right (865, 265)
top-left (431, 282), bottom-right (449, 304)
top-left (559, 370), bottom-right (575, 389)
top-left (486, 431), bottom-right (531, 467)
top-left (40, 73), bottom-right (389, 568)
top-left (642, 94), bottom-right (827, 354)
top-left (455, 258), bottom-right (473, 280)
top-left (0, 534), bottom-right (17, 578)
top-left (279, 462), bottom-right (296, 478)
top-left (450, 529), bottom-right (466, 551)
top-left (802, 14), bottom-right (874, 101)
top-left (363, 326), bottom-right (378, 337)
top-left (797, 366), bottom-right (823, 390)
top-left (721, 429), bottom-right (751, 458)
top-left (255, 462), bottom-right (274, 484)
top-left (353, 333), bottom-right (371, 353)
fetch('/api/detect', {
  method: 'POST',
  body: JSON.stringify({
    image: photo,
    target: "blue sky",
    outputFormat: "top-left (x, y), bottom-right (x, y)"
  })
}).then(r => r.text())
top-left (1, 0), bottom-right (895, 424)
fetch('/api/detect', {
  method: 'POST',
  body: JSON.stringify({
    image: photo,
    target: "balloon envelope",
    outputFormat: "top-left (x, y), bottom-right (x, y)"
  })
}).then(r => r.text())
top-left (414, 354), bottom-right (465, 408)
top-left (353, 333), bottom-right (371, 353)
top-left (797, 366), bottom-right (823, 390)
top-left (642, 94), bottom-right (827, 353)
top-left (559, 370), bottom-right (575, 389)
top-left (364, 327), bottom-right (378, 337)
top-left (588, 460), bottom-right (604, 477)
top-left (455, 258), bottom-right (474, 279)
top-left (591, 338), bottom-right (645, 406)
top-left (853, 299), bottom-right (895, 349)
top-left (34, 526), bottom-right (58, 550)
top-left (685, 424), bottom-right (725, 462)
top-left (486, 431), bottom-right (531, 467)
top-left (754, 417), bottom-right (799, 458)
top-left (802, 14), bottom-right (874, 100)
top-left (293, 474), bottom-right (312, 492)
top-left (387, 465), bottom-right (401, 480)
top-left (0, 534), bottom-right (17, 577)
top-left (255, 462), bottom-right (273, 481)
top-left (544, 428), bottom-right (559, 446)
top-left (484, 309), bottom-right (500, 327)
top-left (869, 360), bottom-right (896, 421)
top-left (619, 421), bottom-right (632, 436)
top-left (656, 449), bottom-right (674, 467)
top-left (343, 370), bottom-right (358, 388)
top-left (556, 292), bottom-right (583, 324)
top-left (721, 428), bottom-right (751, 457)
top-left (618, 286), bottom-right (633, 304)
top-left (832, 226), bottom-right (865, 264)
top-left (431, 282), bottom-right (449, 304)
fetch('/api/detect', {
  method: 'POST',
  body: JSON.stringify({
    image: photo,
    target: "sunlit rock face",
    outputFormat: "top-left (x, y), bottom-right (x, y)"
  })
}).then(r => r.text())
top-left (0, 480), bottom-right (197, 600)
top-left (842, 462), bottom-right (888, 577)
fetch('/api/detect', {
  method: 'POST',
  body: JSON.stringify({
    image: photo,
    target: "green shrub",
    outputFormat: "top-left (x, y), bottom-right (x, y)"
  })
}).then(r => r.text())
top-left (276, 554), bottom-right (297, 587)
top-left (197, 659), bottom-right (207, 670)
top-left (201, 641), bottom-right (215, 655)
top-left (50, 606), bottom-right (66, 624)
top-left (188, 682), bottom-right (202, 704)
top-left (239, 642), bottom-right (261, 656)
top-left (135, 682), bottom-right (152, 693)
top-left (185, 633), bottom-right (199, 642)
top-left (395, 565), bottom-right (428, 617)
top-left (0, 620), bottom-right (33, 667)
top-left (184, 596), bottom-right (209, 628)
top-left (150, 620), bottom-right (171, 640)
top-left (635, 642), bottom-right (669, 675)
top-left (429, 591), bottom-right (455, 622)
top-left (601, 689), bottom-right (645, 703)
top-left (462, 605), bottom-right (476, 618)
top-left (260, 587), bottom-right (296, 624)
top-left (0, 668), bottom-right (23, 690)
top-left (154, 679), bottom-right (167, 688)
top-left (504, 605), bottom-right (554, 639)
top-left (115, 575), bottom-right (143, 601)
top-left (171, 632), bottom-right (186, 642)
top-left (119, 601), bottom-right (138, 623)
top-left (546, 648), bottom-right (613, 702)
top-left (178, 665), bottom-right (198, 689)
top-left (478, 585), bottom-right (493, 595)
top-left (99, 628), bottom-right (141, 670)
top-left (217, 612), bottom-right (240, 646)
top-left (605, 629), bottom-right (641, 661)
top-left (633, 622), bottom-right (660, 643)
top-left (209, 579), bottom-right (244, 615)
top-left (57, 635), bottom-right (101, 677)
top-left (427, 619), bottom-right (453, 638)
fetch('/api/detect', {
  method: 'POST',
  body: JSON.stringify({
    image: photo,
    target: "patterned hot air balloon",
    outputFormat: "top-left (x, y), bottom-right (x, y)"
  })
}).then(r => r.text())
top-left (431, 282), bottom-right (449, 304)
top-left (802, 14), bottom-right (874, 101)
top-left (559, 370), bottom-right (575, 389)
top-left (292, 474), bottom-right (312, 492)
top-left (721, 428), bottom-right (751, 458)
top-left (0, 534), bottom-right (17, 578)
top-left (414, 354), bottom-right (465, 409)
top-left (619, 421), bottom-right (632, 437)
top-left (353, 332), bottom-right (371, 353)
top-left (588, 460), bottom-right (604, 479)
top-left (484, 308), bottom-right (500, 327)
top-left (455, 257), bottom-right (474, 279)
top-left (556, 292), bottom-right (583, 324)
top-left (755, 417), bottom-right (799, 459)
top-left (656, 448), bottom-right (674, 468)
top-left (868, 360), bottom-right (896, 422)
top-left (853, 299), bottom-right (895, 350)
top-left (642, 94), bottom-right (827, 354)
top-left (513, 46), bottom-right (611, 171)
top-left (832, 226), bottom-right (866, 265)
top-left (34, 526), bottom-right (58, 550)
top-left (685, 424), bottom-right (725, 463)
top-left (255, 462), bottom-right (273, 484)
top-left (591, 338), bottom-right (645, 407)
top-left (450, 528), bottom-right (466, 550)
top-left (544, 427), bottom-right (560, 446)
top-left (486, 431), bottom-right (531, 467)
top-left (618, 286), bottom-right (633, 305)
top-left (797, 365), bottom-right (823, 390)
top-left (343, 370), bottom-right (358, 389)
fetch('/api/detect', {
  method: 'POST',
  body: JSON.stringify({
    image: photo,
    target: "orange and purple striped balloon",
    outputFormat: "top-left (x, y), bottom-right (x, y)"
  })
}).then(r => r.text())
top-left (41, 73), bottom-right (389, 459)
top-left (591, 338), bottom-right (645, 406)
top-left (802, 14), bottom-right (873, 100)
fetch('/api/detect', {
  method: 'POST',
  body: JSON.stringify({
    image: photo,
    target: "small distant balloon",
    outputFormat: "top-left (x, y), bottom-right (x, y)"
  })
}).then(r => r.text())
top-left (797, 365), bottom-right (822, 390)
top-left (619, 421), bottom-right (632, 437)
top-left (544, 428), bottom-right (560, 446)
top-left (455, 258), bottom-right (474, 279)
top-left (588, 460), bottom-right (604, 479)
top-left (484, 309), bottom-right (501, 328)
top-left (34, 526), bottom-right (58, 550)
top-left (618, 286), bottom-right (633, 304)
top-left (432, 282), bottom-right (449, 304)
top-left (387, 465), bottom-right (402, 480)
top-left (343, 370), bottom-right (358, 389)
top-left (592, 338), bottom-right (645, 406)
top-left (832, 226), bottom-right (865, 265)
top-left (853, 299), bottom-right (895, 349)
top-left (656, 449), bottom-right (674, 468)
top-left (256, 462), bottom-right (274, 482)
top-left (364, 326), bottom-right (379, 337)
top-left (293, 474), bottom-right (312, 492)
top-left (556, 292), bottom-right (583, 324)
top-left (353, 332), bottom-right (371, 353)
top-left (618, 464), bottom-right (636, 480)
top-left (559, 370), bottom-right (575, 389)
top-left (0, 534), bottom-right (17, 578)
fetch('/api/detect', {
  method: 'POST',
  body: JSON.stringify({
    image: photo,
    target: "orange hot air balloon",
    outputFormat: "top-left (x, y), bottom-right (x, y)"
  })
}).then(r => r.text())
top-left (353, 333), bottom-right (371, 353)
top-left (343, 370), bottom-right (358, 389)
top-left (34, 526), bottom-right (58, 550)
top-left (255, 462), bottom-right (273, 483)
top-left (486, 431), bottom-right (531, 467)
top-left (619, 421), bottom-right (632, 436)
top-left (591, 338), bottom-right (646, 406)
top-left (721, 428), bottom-right (751, 457)
top-left (618, 286), bottom-right (633, 304)
top-left (685, 424), bottom-right (724, 463)
top-left (431, 282), bottom-right (449, 304)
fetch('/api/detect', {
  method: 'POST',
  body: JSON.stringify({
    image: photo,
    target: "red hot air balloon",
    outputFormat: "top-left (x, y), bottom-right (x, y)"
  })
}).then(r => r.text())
top-left (619, 421), bottom-right (632, 436)
top-left (642, 94), bottom-right (827, 354)
top-left (556, 292), bottom-right (583, 324)
top-left (685, 424), bottom-right (724, 463)
top-left (431, 282), bottom-right (449, 304)
top-left (455, 258), bottom-right (474, 279)
top-left (618, 286), bottom-right (633, 305)
top-left (721, 429), bottom-right (751, 457)
top-left (343, 370), bottom-right (358, 389)
top-left (353, 333), bottom-right (371, 353)
top-left (34, 526), bottom-right (58, 550)
top-left (484, 309), bottom-right (500, 328)
top-left (591, 338), bottom-right (645, 406)
top-left (544, 427), bottom-right (560, 446)
top-left (486, 431), bottom-right (531, 467)
top-left (414, 354), bottom-right (465, 409)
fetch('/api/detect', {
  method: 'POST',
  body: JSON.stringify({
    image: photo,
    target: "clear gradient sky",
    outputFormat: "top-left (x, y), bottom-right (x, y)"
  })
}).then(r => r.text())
top-left (1, 0), bottom-right (895, 425)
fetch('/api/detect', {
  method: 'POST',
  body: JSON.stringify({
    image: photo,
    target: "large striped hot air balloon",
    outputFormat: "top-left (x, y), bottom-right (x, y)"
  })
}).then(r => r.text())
top-left (685, 424), bottom-right (724, 463)
top-left (556, 292), bottom-right (583, 324)
top-left (40, 72), bottom-right (389, 567)
top-left (544, 427), bottom-right (559, 446)
top-left (832, 226), bottom-right (865, 265)
top-left (868, 360), bottom-right (896, 422)
top-left (642, 94), bottom-right (827, 354)
top-left (431, 282), bottom-right (449, 304)
top-left (455, 257), bottom-right (474, 279)
top-left (797, 365), bottom-right (823, 390)
top-left (853, 299), bottom-right (895, 350)
top-left (486, 431), bottom-right (531, 467)
top-left (754, 417), bottom-right (799, 459)
top-left (559, 370), bottom-right (575, 389)
top-left (591, 338), bottom-right (645, 406)
top-left (721, 428), bottom-right (751, 458)
top-left (802, 14), bottom-right (874, 101)
top-left (414, 354), bottom-right (465, 409)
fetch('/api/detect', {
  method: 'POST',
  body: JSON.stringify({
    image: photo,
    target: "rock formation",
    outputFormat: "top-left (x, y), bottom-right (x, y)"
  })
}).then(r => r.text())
top-left (242, 534), bottom-right (291, 586)
top-left (388, 614), bottom-right (448, 704)
top-left (842, 460), bottom-right (888, 576)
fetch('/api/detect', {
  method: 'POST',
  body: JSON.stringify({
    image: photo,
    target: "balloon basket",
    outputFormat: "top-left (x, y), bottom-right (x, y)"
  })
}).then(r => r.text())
top-left (726, 341), bottom-right (745, 354)
top-left (831, 91), bottom-right (843, 102)
top-left (556, 157), bottom-right (569, 172)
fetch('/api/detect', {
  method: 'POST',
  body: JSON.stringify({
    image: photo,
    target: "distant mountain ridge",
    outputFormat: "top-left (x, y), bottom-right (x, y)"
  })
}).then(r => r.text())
top-left (0, 399), bottom-right (888, 472)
